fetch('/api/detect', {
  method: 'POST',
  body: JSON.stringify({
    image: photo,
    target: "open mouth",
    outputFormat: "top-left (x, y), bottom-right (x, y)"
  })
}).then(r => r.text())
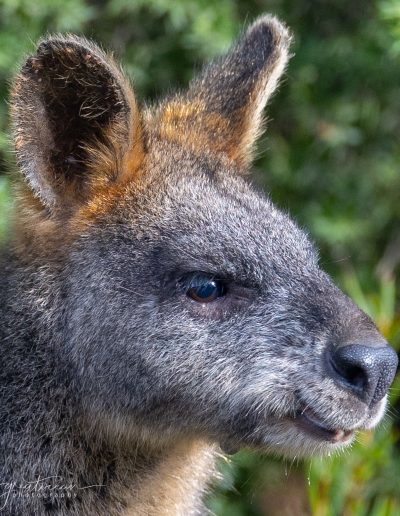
top-left (294, 408), bottom-right (354, 443)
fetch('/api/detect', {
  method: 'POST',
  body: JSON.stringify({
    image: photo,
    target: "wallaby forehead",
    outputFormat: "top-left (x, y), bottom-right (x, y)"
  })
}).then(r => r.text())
top-left (99, 144), bottom-right (319, 285)
top-left (166, 177), bottom-right (315, 271)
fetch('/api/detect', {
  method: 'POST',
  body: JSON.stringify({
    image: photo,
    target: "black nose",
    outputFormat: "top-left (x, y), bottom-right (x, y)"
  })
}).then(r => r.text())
top-left (328, 344), bottom-right (398, 404)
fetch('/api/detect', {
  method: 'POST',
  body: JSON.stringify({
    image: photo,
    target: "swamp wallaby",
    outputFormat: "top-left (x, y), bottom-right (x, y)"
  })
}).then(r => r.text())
top-left (0, 13), bottom-right (398, 516)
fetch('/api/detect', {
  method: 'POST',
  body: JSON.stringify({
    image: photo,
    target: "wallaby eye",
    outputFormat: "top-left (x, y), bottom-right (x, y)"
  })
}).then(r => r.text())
top-left (186, 275), bottom-right (227, 303)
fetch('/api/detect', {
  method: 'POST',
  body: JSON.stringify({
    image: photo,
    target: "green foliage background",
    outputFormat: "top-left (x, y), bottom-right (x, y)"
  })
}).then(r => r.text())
top-left (0, 0), bottom-right (399, 514)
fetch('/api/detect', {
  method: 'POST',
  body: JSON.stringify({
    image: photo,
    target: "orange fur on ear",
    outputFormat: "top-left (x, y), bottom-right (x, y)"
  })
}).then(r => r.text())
top-left (153, 15), bottom-right (292, 169)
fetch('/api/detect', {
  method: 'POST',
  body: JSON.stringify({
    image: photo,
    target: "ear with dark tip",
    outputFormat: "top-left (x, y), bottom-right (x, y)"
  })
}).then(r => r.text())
top-left (11, 35), bottom-right (144, 212)
top-left (157, 15), bottom-right (292, 169)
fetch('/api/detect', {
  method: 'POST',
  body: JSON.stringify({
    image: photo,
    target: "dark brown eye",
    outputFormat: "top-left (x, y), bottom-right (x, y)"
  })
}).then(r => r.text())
top-left (186, 276), bottom-right (227, 303)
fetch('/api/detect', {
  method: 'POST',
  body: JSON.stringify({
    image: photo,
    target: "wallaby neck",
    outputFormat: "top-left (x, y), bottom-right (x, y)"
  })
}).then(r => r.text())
top-left (0, 368), bottom-right (217, 514)
top-left (2, 424), bottom-right (217, 515)
top-left (124, 440), bottom-right (218, 515)
top-left (0, 257), bottom-right (217, 515)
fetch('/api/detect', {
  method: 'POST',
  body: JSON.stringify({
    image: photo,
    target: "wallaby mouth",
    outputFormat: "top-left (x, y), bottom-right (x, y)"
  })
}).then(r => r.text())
top-left (294, 407), bottom-right (355, 443)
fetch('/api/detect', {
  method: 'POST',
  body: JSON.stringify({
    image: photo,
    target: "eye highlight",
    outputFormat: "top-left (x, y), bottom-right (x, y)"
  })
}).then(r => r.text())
top-left (185, 274), bottom-right (227, 303)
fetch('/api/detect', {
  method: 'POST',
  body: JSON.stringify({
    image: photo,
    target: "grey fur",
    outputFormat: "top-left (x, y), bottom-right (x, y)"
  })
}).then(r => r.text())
top-left (0, 14), bottom-right (397, 515)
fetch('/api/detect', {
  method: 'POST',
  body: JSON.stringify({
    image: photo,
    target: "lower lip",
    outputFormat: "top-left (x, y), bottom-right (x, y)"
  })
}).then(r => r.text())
top-left (295, 410), bottom-right (354, 443)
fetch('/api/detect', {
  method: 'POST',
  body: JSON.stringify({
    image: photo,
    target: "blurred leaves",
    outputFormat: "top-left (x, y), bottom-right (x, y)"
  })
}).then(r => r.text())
top-left (0, 0), bottom-right (399, 514)
top-left (379, 0), bottom-right (400, 54)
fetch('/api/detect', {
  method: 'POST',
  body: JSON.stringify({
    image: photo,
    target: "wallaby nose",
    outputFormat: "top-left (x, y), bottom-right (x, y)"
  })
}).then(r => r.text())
top-left (329, 344), bottom-right (398, 405)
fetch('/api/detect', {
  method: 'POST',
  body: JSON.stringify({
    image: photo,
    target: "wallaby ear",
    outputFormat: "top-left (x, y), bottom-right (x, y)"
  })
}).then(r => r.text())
top-left (11, 35), bottom-right (144, 212)
top-left (157, 15), bottom-right (291, 169)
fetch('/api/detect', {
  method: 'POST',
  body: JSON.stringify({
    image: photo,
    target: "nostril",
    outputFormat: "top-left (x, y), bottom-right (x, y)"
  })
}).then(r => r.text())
top-left (329, 353), bottom-right (367, 393)
top-left (327, 343), bottom-right (398, 405)
top-left (344, 366), bottom-right (366, 390)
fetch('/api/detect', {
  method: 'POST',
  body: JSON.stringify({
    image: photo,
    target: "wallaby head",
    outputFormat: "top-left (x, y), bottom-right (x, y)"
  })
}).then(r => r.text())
top-left (3, 13), bottom-right (398, 513)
